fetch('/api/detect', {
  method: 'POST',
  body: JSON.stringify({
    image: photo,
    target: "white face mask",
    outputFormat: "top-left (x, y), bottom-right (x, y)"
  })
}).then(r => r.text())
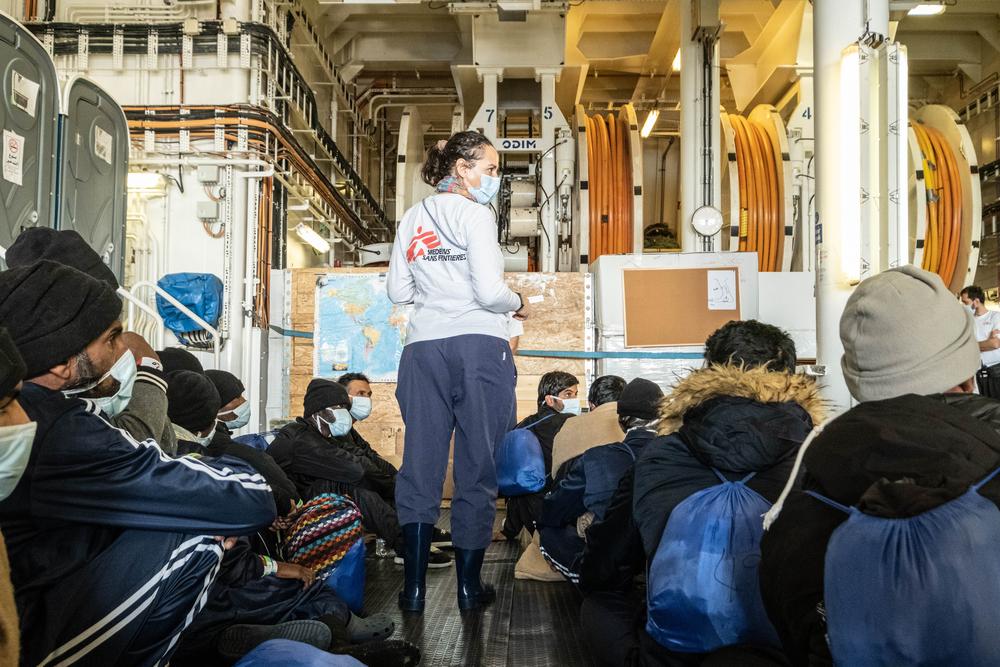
top-left (221, 400), bottom-right (251, 430)
top-left (66, 351), bottom-right (137, 418)
top-left (193, 428), bottom-right (215, 447)
top-left (349, 396), bottom-right (372, 422)
top-left (316, 408), bottom-right (353, 438)
top-left (551, 396), bottom-right (582, 416)
top-left (0, 421), bottom-right (36, 500)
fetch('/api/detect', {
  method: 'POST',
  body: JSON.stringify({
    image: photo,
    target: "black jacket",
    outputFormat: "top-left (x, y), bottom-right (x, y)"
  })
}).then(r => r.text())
top-left (516, 406), bottom-right (574, 477)
top-left (540, 428), bottom-right (656, 529)
top-left (759, 393), bottom-right (1000, 667)
top-left (268, 419), bottom-right (390, 499)
top-left (579, 365), bottom-right (822, 596)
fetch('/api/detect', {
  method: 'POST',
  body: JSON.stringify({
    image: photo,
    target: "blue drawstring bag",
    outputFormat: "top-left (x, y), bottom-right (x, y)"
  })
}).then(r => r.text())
top-left (155, 272), bottom-right (224, 338)
top-left (646, 469), bottom-right (779, 653)
top-left (234, 639), bottom-right (365, 667)
top-left (496, 414), bottom-right (553, 496)
top-left (234, 430), bottom-right (278, 452)
top-left (809, 465), bottom-right (1000, 666)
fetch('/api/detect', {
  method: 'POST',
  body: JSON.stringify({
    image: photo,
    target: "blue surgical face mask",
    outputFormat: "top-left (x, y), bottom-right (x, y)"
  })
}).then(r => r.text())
top-left (317, 408), bottom-right (353, 438)
top-left (469, 173), bottom-right (501, 205)
top-left (350, 396), bottom-right (372, 422)
top-left (551, 396), bottom-right (582, 416)
top-left (67, 351), bottom-right (137, 418)
top-left (0, 421), bottom-right (36, 500)
top-left (222, 400), bottom-right (251, 430)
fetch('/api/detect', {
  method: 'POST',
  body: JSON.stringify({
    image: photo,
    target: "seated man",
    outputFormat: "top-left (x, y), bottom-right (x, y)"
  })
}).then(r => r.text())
top-left (335, 372), bottom-right (404, 509)
top-left (269, 379), bottom-right (451, 566)
top-left (502, 370), bottom-right (579, 540)
top-left (6, 226), bottom-right (178, 454)
top-left (761, 266), bottom-right (1000, 666)
top-left (579, 320), bottom-right (821, 667)
top-left (0, 328), bottom-right (29, 665)
top-left (538, 378), bottom-right (663, 583)
top-left (208, 368), bottom-right (252, 433)
top-left (0, 260), bottom-right (277, 666)
top-left (158, 346), bottom-right (205, 375)
top-left (551, 375), bottom-right (626, 478)
top-left (170, 370), bottom-right (300, 516)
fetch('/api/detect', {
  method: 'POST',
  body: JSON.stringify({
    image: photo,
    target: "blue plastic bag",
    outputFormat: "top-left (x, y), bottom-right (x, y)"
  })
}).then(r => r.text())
top-left (496, 415), bottom-right (553, 496)
top-left (646, 470), bottom-right (779, 653)
top-left (155, 272), bottom-right (223, 335)
top-left (234, 639), bottom-right (365, 667)
top-left (324, 538), bottom-right (366, 614)
top-left (810, 466), bottom-right (1000, 666)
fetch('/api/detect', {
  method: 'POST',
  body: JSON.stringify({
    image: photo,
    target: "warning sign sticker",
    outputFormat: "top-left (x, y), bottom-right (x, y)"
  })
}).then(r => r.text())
top-left (11, 71), bottom-right (39, 118)
top-left (3, 129), bottom-right (24, 186)
top-left (94, 125), bottom-right (113, 165)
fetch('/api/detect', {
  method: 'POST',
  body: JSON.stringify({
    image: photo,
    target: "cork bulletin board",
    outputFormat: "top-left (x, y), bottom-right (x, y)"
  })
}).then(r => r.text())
top-left (623, 267), bottom-right (741, 347)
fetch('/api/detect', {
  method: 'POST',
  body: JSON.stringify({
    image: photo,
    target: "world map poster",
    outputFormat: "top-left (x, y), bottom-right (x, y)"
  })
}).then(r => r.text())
top-left (313, 273), bottom-right (410, 382)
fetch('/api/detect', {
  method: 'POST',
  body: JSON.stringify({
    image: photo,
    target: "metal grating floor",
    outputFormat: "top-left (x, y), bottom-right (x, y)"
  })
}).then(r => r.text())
top-left (363, 511), bottom-right (597, 667)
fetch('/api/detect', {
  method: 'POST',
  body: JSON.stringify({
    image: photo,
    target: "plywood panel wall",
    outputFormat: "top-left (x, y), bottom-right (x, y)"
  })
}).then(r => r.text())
top-left (286, 268), bottom-right (588, 468)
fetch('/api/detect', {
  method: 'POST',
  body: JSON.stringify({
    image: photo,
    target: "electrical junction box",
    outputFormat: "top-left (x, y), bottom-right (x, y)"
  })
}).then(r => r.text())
top-left (197, 165), bottom-right (220, 184)
top-left (197, 201), bottom-right (219, 220)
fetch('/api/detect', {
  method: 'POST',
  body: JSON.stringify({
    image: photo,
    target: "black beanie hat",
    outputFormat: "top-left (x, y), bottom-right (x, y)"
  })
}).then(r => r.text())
top-left (617, 378), bottom-right (664, 421)
top-left (303, 378), bottom-right (349, 418)
top-left (158, 347), bottom-right (204, 375)
top-left (167, 370), bottom-right (221, 433)
top-left (0, 260), bottom-right (123, 379)
top-left (7, 227), bottom-right (119, 288)
top-left (0, 328), bottom-right (26, 399)
top-left (206, 369), bottom-right (245, 407)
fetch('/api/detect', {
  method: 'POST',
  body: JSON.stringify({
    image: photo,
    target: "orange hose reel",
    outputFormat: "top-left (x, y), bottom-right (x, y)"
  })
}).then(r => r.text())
top-left (729, 115), bottom-right (782, 272)
top-left (585, 112), bottom-right (634, 262)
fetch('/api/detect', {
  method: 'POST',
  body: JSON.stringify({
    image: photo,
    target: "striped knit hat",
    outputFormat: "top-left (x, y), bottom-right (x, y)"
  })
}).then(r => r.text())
top-left (283, 493), bottom-right (364, 580)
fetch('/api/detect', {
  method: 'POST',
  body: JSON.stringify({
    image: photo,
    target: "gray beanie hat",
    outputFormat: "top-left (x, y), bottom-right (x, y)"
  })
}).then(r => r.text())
top-left (840, 264), bottom-right (981, 402)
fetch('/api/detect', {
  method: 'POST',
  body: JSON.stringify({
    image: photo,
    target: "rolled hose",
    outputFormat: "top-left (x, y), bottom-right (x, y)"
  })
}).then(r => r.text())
top-left (729, 115), bottom-right (782, 272)
top-left (585, 112), bottom-right (633, 262)
top-left (912, 121), bottom-right (962, 287)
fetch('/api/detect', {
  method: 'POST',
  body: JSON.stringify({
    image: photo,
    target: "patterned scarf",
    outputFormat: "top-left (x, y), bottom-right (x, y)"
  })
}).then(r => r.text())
top-left (436, 176), bottom-right (475, 201)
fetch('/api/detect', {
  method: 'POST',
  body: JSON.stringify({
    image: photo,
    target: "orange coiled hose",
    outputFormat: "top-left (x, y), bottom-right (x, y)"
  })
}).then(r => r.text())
top-left (912, 121), bottom-right (962, 287)
top-left (585, 112), bottom-right (633, 262)
top-left (729, 116), bottom-right (782, 272)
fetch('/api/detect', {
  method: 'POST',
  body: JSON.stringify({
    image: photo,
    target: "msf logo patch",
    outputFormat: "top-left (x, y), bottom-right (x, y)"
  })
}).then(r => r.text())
top-left (406, 226), bottom-right (441, 262)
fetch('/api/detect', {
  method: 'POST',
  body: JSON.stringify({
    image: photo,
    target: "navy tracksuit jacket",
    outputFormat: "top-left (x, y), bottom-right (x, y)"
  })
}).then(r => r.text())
top-left (2, 383), bottom-right (277, 666)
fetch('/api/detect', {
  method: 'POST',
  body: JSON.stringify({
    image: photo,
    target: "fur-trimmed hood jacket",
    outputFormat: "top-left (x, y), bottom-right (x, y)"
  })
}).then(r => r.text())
top-left (632, 364), bottom-right (824, 554)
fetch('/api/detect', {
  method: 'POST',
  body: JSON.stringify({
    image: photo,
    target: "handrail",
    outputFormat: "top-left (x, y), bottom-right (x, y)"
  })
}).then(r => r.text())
top-left (130, 281), bottom-right (222, 368)
top-left (119, 287), bottom-right (165, 348)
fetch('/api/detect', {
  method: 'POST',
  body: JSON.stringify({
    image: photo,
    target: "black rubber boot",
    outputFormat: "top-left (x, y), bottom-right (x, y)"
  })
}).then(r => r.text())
top-left (398, 522), bottom-right (433, 613)
top-left (455, 547), bottom-right (496, 611)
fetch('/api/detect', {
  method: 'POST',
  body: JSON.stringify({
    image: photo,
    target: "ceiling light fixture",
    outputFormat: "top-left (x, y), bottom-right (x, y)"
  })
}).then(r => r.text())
top-left (641, 110), bottom-right (659, 138)
top-left (295, 223), bottom-right (331, 254)
top-left (907, 3), bottom-right (946, 16)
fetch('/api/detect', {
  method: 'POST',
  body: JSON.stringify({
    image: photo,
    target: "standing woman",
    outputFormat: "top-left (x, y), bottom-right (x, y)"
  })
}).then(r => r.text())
top-left (388, 131), bottom-right (529, 612)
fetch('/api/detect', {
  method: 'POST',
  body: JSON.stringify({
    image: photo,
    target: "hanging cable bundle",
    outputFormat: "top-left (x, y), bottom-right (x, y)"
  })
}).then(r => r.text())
top-left (729, 115), bottom-right (782, 272)
top-left (912, 121), bottom-right (962, 287)
top-left (585, 112), bottom-right (633, 262)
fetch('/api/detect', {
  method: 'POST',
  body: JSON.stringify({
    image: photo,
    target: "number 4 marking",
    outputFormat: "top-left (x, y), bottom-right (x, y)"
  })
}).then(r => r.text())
top-left (802, 107), bottom-right (812, 120)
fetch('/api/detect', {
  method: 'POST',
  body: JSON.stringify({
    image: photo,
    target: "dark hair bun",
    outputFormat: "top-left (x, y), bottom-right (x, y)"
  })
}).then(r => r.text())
top-left (421, 131), bottom-right (494, 187)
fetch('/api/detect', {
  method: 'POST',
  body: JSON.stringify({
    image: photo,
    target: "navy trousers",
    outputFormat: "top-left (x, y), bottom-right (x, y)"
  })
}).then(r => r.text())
top-left (396, 334), bottom-right (516, 550)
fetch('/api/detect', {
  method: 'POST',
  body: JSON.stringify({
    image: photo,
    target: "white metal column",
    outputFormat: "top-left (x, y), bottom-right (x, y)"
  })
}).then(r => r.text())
top-left (679, 0), bottom-right (722, 252)
top-left (814, 0), bottom-right (889, 415)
